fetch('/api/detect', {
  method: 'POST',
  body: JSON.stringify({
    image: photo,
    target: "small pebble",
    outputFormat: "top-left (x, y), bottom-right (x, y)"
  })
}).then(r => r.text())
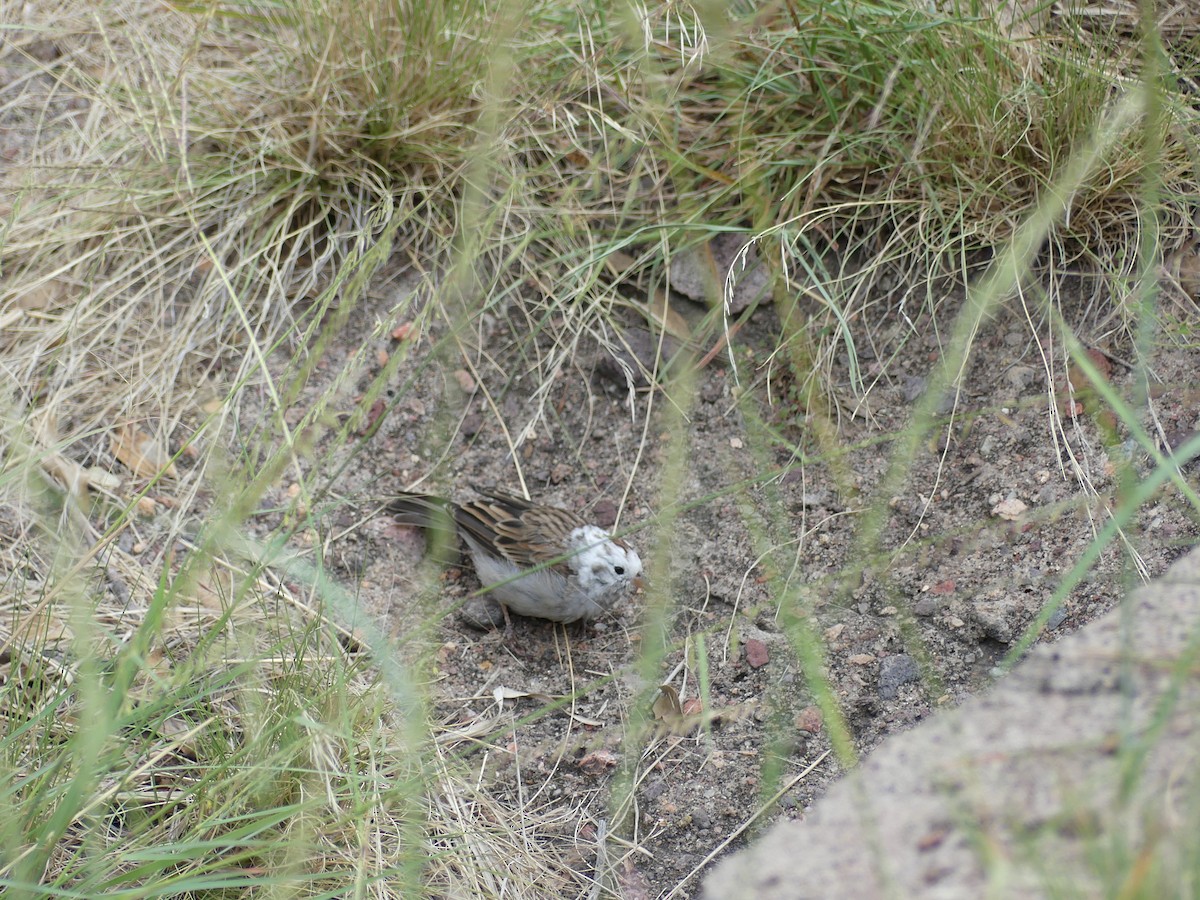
top-left (460, 411), bottom-right (483, 437)
top-left (795, 706), bottom-right (823, 734)
top-left (913, 597), bottom-right (938, 617)
top-left (591, 499), bottom-right (618, 529)
top-left (453, 369), bottom-right (477, 394)
top-left (701, 377), bottom-right (724, 404)
top-left (1046, 606), bottom-right (1068, 630)
top-left (901, 374), bottom-right (926, 404)
top-left (643, 778), bottom-right (667, 802)
top-left (745, 638), bottom-right (770, 669)
top-left (878, 654), bottom-right (920, 700)
top-left (595, 326), bottom-right (681, 389)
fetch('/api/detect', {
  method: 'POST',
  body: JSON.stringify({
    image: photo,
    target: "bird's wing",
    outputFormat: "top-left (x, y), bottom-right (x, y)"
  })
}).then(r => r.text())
top-left (457, 497), bottom-right (585, 572)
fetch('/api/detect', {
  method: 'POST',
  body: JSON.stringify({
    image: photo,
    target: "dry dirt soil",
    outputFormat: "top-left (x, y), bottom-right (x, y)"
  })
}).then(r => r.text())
top-left (271, 262), bottom-right (1199, 897)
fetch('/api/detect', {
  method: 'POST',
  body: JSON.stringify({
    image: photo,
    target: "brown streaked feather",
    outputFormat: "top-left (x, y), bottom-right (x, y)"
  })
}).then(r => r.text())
top-left (391, 488), bottom-right (624, 573)
top-left (455, 494), bottom-right (587, 574)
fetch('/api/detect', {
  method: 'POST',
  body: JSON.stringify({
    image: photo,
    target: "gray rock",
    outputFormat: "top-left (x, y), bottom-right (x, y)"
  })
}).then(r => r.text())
top-left (900, 374), bottom-right (926, 404)
top-left (877, 654), bottom-right (920, 699)
top-left (703, 548), bottom-right (1200, 899)
top-left (668, 232), bottom-right (772, 313)
top-left (968, 588), bottom-right (1024, 644)
top-left (912, 596), bottom-right (939, 617)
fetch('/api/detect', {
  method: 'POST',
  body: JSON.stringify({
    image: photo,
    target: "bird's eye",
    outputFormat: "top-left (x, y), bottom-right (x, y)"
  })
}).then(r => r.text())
top-left (614, 566), bottom-right (625, 575)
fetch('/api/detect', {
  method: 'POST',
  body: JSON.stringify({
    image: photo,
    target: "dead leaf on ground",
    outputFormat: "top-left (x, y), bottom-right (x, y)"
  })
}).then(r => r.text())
top-left (360, 398), bottom-right (387, 434)
top-left (652, 684), bottom-right (684, 724)
top-left (436, 711), bottom-right (501, 745)
top-left (1057, 347), bottom-right (1113, 417)
top-left (617, 857), bottom-right (653, 900)
top-left (110, 425), bottom-right (178, 479)
top-left (578, 749), bottom-right (619, 775)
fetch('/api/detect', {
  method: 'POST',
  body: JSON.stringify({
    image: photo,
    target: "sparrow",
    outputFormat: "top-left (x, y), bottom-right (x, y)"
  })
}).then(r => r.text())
top-left (388, 489), bottom-right (643, 624)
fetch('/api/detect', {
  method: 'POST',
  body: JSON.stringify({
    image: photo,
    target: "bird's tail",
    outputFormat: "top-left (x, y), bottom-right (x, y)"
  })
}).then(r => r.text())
top-left (387, 492), bottom-right (461, 565)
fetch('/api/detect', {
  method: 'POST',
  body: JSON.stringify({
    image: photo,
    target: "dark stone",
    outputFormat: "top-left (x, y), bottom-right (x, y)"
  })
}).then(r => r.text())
top-left (878, 654), bottom-right (920, 700)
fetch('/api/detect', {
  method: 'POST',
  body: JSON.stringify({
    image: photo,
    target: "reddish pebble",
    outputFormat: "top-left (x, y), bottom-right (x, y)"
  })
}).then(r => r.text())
top-left (591, 499), bottom-right (618, 528)
top-left (795, 706), bottom-right (823, 734)
top-left (453, 369), bottom-right (477, 394)
top-left (745, 638), bottom-right (769, 669)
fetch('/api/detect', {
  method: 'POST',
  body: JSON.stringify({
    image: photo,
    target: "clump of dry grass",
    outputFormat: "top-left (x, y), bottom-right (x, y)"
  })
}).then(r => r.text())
top-left (0, 1), bottom-right (547, 893)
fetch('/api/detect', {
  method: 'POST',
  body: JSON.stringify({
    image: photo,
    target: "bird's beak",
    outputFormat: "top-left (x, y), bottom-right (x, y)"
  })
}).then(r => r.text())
top-left (633, 576), bottom-right (648, 592)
